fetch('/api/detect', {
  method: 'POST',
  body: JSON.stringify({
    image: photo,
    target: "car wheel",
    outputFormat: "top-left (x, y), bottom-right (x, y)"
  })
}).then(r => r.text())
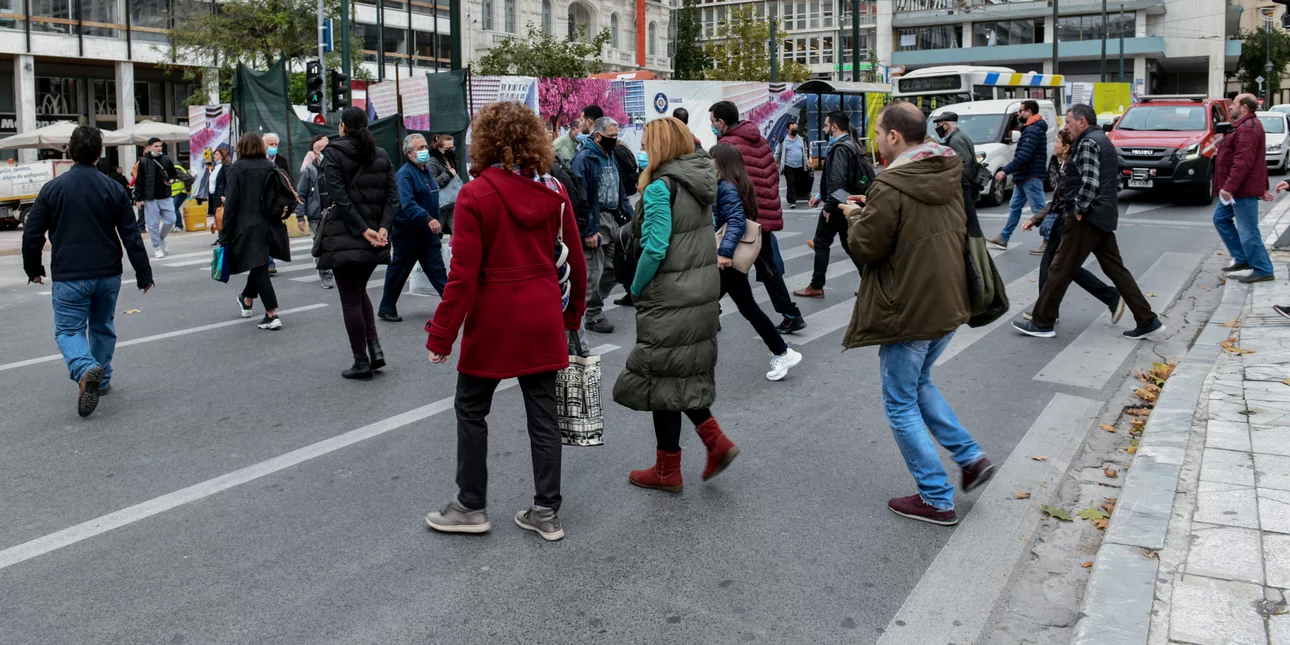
top-left (1044, 158), bottom-right (1060, 192)
top-left (1191, 168), bottom-right (1215, 205)
top-left (983, 176), bottom-right (1005, 207)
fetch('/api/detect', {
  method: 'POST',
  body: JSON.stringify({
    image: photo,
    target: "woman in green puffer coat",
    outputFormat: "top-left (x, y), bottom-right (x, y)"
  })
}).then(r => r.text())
top-left (612, 117), bottom-right (737, 494)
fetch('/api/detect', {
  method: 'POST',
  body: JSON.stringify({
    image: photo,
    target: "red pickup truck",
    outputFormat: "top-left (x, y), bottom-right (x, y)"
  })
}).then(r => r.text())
top-left (1107, 95), bottom-right (1229, 205)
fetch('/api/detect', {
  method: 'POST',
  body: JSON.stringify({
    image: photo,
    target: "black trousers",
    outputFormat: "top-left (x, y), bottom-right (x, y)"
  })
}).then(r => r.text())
top-left (1038, 214), bottom-right (1119, 310)
top-left (1032, 216), bottom-right (1155, 329)
top-left (456, 371), bottom-right (562, 511)
top-left (241, 264), bottom-right (278, 311)
top-left (753, 232), bottom-right (801, 318)
top-left (333, 264), bottom-right (378, 362)
top-left (809, 209), bottom-right (862, 290)
top-left (723, 266), bottom-right (788, 355)
top-left (653, 409), bottom-right (714, 452)
top-left (784, 166), bottom-right (812, 204)
top-left (379, 226), bottom-right (447, 316)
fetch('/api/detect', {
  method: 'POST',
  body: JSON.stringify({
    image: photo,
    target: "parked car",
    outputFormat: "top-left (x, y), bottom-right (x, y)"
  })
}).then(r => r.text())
top-left (1258, 110), bottom-right (1290, 175)
top-left (1269, 104), bottom-right (1290, 116)
top-left (1108, 95), bottom-right (1230, 205)
top-left (927, 98), bottom-right (1060, 207)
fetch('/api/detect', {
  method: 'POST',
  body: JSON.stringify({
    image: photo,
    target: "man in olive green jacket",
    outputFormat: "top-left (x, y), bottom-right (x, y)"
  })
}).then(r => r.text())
top-left (839, 101), bottom-right (995, 527)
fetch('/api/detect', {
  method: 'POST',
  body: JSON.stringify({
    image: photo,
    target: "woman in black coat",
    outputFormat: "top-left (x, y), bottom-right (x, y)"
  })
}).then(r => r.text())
top-left (218, 132), bottom-right (291, 330)
top-left (316, 107), bottom-right (397, 379)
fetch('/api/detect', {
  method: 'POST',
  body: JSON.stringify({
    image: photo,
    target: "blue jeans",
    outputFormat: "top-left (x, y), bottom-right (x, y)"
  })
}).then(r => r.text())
top-left (1214, 197), bottom-right (1274, 277)
top-left (768, 232), bottom-right (785, 274)
top-left (879, 332), bottom-right (984, 511)
top-left (379, 226), bottom-right (447, 316)
top-left (1000, 178), bottom-right (1047, 243)
top-left (51, 276), bottom-right (121, 387)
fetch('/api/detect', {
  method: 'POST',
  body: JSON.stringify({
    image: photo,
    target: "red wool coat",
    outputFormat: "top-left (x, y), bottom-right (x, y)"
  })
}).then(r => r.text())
top-left (719, 120), bottom-right (784, 232)
top-left (425, 168), bottom-right (588, 379)
top-left (1215, 112), bottom-right (1269, 198)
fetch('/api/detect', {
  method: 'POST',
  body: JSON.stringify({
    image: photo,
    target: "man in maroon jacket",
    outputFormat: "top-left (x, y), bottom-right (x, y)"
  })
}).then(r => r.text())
top-left (711, 101), bottom-right (807, 334)
top-left (1213, 93), bottom-right (1275, 283)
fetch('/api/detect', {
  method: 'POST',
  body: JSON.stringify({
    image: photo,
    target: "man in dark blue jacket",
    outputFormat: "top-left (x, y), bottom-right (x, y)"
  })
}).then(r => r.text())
top-left (571, 116), bottom-right (631, 334)
top-left (989, 100), bottom-right (1049, 252)
top-left (378, 134), bottom-right (448, 322)
top-left (23, 125), bottom-right (154, 418)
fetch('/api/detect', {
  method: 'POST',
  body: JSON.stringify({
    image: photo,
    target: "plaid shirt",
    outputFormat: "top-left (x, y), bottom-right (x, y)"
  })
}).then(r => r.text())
top-left (1070, 134), bottom-right (1102, 216)
top-left (495, 164), bottom-right (563, 194)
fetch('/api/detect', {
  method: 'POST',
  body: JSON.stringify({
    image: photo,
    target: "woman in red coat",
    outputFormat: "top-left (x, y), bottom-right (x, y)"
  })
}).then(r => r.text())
top-left (424, 101), bottom-right (587, 542)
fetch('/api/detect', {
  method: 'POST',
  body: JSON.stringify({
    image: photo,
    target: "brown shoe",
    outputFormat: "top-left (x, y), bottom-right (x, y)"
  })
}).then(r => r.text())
top-left (806, 239), bottom-right (815, 250)
top-left (888, 494), bottom-right (958, 526)
top-left (793, 286), bottom-right (825, 298)
top-left (77, 365), bottom-right (105, 418)
top-left (1028, 241), bottom-right (1047, 256)
top-left (986, 237), bottom-right (1007, 250)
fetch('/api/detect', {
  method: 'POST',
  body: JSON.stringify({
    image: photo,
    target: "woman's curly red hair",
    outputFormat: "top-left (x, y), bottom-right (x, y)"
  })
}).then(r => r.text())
top-left (469, 101), bottom-right (555, 177)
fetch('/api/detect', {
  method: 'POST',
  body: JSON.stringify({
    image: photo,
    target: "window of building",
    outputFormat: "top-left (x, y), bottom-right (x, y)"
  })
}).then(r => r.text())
top-left (383, 26), bottom-right (408, 57)
top-left (897, 26), bottom-right (958, 51)
top-left (31, 0), bottom-right (74, 34)
top-left (414, 29), bottom-right (442, 66)
top-left (83, 0), bottom-right (121, 38)
top-left (92, 79), bottom-right (116, 116)
top-left (972, 20), bottom-right (1040, 47)
top-left (568, 2), bottom-right (591, 41)
top-left (542, 0), bottom-right (552, 34)
top-left (648, 21), bottom-right (656, 56)
top-left (133, 81), bottom-right (164, 119)
top-left (610, 12), bottom-right (619, 48)
top-left (503, 0), bottom-right (515, 33)
top-left (411, 0), bottom-right (437, 16)
top-left (356, 22), bottom-right (381, 61)
top-left (480, 0), bottom-right (493, 31)
top-left (0, 0), bottom-right (23, 31)
top-left (822, 34), bottom-right (833, 64)
top-left (37, 77), bottom-right (78, 115)
top-left (821, 0), bottom-right (832, 28)
top-left (809, 0), bottom-right (819, 29)
top-left (1056, 13), bottom-right (1133, 41)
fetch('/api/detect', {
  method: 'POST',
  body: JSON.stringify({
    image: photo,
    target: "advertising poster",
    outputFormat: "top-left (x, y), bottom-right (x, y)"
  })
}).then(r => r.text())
top-left (400, 76), bottom-right (431, 130)
top-left (188, 105), bottom-right (231, 164)
top-left (366, 80), bottom-right (400, 120)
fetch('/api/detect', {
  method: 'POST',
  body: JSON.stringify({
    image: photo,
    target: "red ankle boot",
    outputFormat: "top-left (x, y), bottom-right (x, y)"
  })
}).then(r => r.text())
top-left (629, 449), bottom-right (683, 493)
top-left (695, 418), bottom-right (738, 480)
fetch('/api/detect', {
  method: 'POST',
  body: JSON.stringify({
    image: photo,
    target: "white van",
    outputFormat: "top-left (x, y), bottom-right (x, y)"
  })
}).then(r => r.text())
top-left (927, 99), bottom-right (1060, 206)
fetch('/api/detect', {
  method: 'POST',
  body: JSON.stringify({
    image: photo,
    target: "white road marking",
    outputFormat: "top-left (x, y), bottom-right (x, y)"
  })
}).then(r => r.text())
top-left (0, 304), bottom-right (330, 372)
top-left (935, 269), bottom-right (1041, 365)
top-left (0, 343), bottom-right (621, 571)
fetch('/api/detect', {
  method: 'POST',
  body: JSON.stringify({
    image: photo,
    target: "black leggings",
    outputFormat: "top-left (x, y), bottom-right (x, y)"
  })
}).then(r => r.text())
top-left (722, 267), bottom-right (788, 355)
top-left (333, 264), bottom-right (378, 361)
top-left (241, 264), bottom-right (278, 311)
top-left (653, 409), bottom-right (714, 452)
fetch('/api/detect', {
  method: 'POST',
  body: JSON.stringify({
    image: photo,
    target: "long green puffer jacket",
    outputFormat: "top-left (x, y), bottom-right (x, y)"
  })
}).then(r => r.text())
top-left (612, 152), bottom-right (720, 412)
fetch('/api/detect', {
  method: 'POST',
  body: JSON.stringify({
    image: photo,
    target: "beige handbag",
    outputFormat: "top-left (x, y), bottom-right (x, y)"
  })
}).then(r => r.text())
top-left (715, 220), bottom-right (762, 274)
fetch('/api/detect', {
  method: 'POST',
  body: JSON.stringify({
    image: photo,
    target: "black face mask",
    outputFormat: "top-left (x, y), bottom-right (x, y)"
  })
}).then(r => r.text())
top-left (935, 124), bottom-right (949, 139)
top-left (599, 136), bottom-right (617, 153)
top-left (789, 128), bottom-right (797, 135)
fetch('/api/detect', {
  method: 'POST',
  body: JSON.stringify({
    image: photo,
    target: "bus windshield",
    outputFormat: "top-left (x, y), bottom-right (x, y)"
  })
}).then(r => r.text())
top-left (903, 93), bottom-right (973, 116)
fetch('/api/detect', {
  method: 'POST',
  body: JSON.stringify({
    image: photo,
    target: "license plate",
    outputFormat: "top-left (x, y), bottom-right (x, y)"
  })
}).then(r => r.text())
top-left (1128, 179), bottom-right (1153, 188)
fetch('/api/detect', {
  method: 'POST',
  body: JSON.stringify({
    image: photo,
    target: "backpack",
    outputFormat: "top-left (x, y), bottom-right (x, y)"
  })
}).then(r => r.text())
top-left (262, 167), bottom-right (299, 220)
top-left (612, 144), bottom-right (641, 198)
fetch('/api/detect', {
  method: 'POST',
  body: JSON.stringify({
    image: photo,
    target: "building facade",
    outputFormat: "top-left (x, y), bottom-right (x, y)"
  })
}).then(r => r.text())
top-left (696, 0), bottom-right (878, 80)
top-left (876, 0), bottom-right (1243, 100)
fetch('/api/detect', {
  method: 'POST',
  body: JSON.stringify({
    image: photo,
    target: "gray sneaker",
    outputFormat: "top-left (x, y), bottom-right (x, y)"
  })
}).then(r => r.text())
top-left (425, 499), bottom-right (491, 534)
top-left (514, 505), bottom-right (564, 541)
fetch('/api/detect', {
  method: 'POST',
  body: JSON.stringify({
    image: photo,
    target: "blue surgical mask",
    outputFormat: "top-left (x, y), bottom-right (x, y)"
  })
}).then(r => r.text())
top-left (416, 149), bottom-right (431, 164)
top-left (711, 125), bottom-right (721, 137)
top-left (636, 150), bottom-right (649, 169)
top-left (267, 146), bottom-right (278, 157)
top-left (576, 132), bottom-right (590, 144)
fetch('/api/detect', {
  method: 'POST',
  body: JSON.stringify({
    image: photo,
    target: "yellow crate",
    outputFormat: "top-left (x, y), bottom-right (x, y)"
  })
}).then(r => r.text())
top-left (183, 202), bottom-right (208, 231)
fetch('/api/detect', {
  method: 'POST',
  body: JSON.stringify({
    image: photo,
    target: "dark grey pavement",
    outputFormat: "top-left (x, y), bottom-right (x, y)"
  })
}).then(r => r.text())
top-left (0, 181), bottom-right (1256, 644)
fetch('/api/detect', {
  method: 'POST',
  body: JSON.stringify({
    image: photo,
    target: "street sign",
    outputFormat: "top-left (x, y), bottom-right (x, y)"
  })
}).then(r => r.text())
top-left (313, 114), bottom-right (327, 125)
top-left (322, 19), bottom-right (334, 53)
top-left (1258, 75), bottom-right (1266, 84)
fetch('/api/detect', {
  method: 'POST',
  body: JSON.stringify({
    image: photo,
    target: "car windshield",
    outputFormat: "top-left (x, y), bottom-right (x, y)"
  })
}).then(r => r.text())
top-left (1271, 106), bottom-right (1290, 115)
top-left (1260, 116), bottom-right (1286, 133)
top-left (954, 114), bottom-right (1008, 145)
top-left (1116, 105), bottom-right (1207, 132)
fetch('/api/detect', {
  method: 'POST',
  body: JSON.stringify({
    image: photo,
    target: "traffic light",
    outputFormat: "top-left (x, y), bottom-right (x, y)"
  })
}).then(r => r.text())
top-left (305, 61), bottom-right (324, 114)
top-left (329, 69), bottom-right (350, 113)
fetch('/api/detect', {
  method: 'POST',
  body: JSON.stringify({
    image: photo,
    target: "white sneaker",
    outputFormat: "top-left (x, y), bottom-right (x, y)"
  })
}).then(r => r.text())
top-left (766, 348), bottom-right (803, 381)
top-left (162, 240), bottom-right (169, 255)
top-left (154, 248), bottom-right (165, 259)
top-left (237, 296), bottom-right (254, 318)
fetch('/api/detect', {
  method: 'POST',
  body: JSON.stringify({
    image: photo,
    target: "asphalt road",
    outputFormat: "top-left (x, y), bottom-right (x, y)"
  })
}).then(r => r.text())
top-left (0, 177), bottom-right (1263, 644)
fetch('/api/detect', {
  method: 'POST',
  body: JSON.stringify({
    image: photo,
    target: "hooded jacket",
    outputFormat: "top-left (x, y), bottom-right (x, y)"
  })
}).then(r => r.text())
top-left (843, 143), bottom-right (971, 348)
top-left (218, 158), bottom-right (292, 275)
top-left (425, 167), bottom-right (588, 379)
top-left (613, 151), bottom-right (721, 412)
top-left (1000, 115), bottom-right (1049, 182)
top-left (315, 135), bottom-right (398, 270)
top-left (718, 120), bottom-right (784, 233)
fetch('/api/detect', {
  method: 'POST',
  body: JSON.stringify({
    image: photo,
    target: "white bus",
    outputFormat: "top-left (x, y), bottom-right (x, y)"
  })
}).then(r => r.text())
top-left (893, 65), bottom-right (1066, 116)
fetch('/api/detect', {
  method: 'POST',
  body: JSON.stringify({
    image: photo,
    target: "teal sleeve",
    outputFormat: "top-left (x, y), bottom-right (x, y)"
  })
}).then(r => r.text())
top-left (630, 180), bottom-right (674, 297)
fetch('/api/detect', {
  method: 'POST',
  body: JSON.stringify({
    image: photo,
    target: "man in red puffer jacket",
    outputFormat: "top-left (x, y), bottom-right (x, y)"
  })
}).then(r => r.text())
top-left (711, 100), bottom-right (807, 334)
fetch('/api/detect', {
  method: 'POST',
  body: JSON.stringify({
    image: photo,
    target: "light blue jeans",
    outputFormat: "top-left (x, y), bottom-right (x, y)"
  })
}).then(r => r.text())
top-left (879, 332), bottom-right (984, 511)
top-left (142, 198), bottom-right (176, 249)
top-left (51, 276), bottom-right (121, 387)
top-left (1213, 197), bottom-right (1274, 277)
top-left (1000, 178), bottom-right (1047, 243)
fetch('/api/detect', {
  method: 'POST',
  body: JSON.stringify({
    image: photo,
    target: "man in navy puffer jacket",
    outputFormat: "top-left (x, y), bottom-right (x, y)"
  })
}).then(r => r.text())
top-left (989, 100), bottom-right (1049, 252)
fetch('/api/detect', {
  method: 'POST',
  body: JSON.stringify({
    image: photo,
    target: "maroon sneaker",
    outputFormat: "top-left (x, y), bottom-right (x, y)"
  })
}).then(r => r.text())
top-left (887, 494), bottom-right (958, 526)
top-left (961, 457), bottom-right (997, 493)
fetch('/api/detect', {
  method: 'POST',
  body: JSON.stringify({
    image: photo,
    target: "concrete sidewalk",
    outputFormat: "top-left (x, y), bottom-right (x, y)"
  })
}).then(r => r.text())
top-left (1075, 201), bottom-right (1290, 644)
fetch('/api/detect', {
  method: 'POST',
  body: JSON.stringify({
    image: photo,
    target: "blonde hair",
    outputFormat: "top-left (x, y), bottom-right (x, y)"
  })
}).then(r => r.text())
top-left (639, 117), bottom-right (695, 192)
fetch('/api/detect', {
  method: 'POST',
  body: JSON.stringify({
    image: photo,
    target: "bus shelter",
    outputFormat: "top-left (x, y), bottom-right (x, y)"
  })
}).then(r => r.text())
top-left (795, 80), bottom-right (890, 165)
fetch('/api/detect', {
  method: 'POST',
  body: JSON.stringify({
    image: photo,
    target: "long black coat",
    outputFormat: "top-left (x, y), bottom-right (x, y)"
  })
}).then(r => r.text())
top-left (316, 135), bottom-right (397, 270)
top-left (218, 158), bottom-right (291, 275)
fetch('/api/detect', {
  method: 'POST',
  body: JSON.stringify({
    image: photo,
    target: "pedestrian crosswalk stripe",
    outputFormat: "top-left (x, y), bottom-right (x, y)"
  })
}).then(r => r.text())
top-left (1034, 251), bottom-right (1202, 390)
top-left (785, 300), bottom-right (855, 345)
top-left (935, 268), bottom-right (1041, 366)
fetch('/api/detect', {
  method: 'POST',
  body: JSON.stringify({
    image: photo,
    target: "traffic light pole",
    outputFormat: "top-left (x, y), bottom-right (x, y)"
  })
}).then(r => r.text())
top-left (340, 0), bottom-right (351, 80)
top-left (851, 0), bottom-right (860, 82)
top-left (318, 0), bottom-right (327, 115)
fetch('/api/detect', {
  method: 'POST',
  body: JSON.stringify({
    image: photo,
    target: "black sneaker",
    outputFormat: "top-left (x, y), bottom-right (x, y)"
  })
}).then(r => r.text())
top-left (777, 315), bottom-right (807, 334)
top-left (586, 318), bottom-right (614, 334)
top-left (1013, 319), bottom-right (1055, 338)
top-left (77, 365), bottom-right (105, 418)
top-left (257, 314), bottom-right (282, 330)
top-left (1222, 262), bottom-right (1251, 273)
top-left (378, 312), bottom-right (403, 322)
top-left (1239, 273), bottom-right (1275, 284)
top-left (97, 383), bottom-right (111, 396)
top-left (613, 294), bottom-right (633, 307)
top-left (1123, 317), bottom-right (1165, 340)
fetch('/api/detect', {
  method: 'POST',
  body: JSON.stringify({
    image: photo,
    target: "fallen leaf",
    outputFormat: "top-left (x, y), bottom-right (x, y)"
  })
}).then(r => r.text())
top-left (1218, 251), bottom-right (1224, 255)
top-left (1142, 549), bottom-right (1158, 559)
top-left (1282, 379), bottom-right (1290, 386)
top-left (1220, 320), bottom-right (1242, 328)
top-left (1077, 506), bottom-right (1111, 521)
top-left (1041, 504), bottom-right (1072, 521)
top-left (1129, 420), bottom-right (1146, 436)
top-left (1104, 466), bottom-right (1119, 479)
top-left (1029, 278), bottom-right (1036, 282)
top-left (1149, 362), bottom-right (1176, 383)
top-left (122, 309), bottom-right (141, 315)
top-left (1101, 500), bottom-right (1117, 515)
top-left (1126, 440), bottom-right (1139, 455)
top-left (1080, 561), bottom-right (1094, 568)
top-left (1125, 407), bottom-right (1153, 417)
top-left (1014, 491), bottom-right (1032, 499)
top-left (1133, 387), bottom-right (1159, 405)
top-left (1040, 481), bottom-right (1048, 488)
top-left (1092, 518), bottom-right (1109, 530)
top-left (1031, 455), bottom-right (1049, 462)
top-left (1146, 293), bottom-right (1157, 297)
top-left (1100, 424), bottom-right (1118, 433)
top-left (1220, 338), bottom-right (1256, 355)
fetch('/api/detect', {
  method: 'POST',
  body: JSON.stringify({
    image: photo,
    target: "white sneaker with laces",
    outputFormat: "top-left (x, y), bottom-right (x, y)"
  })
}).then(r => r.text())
top-left (766, 348), bottom-right (803, 381)
top-left (154, 248), bottom-right (165, 259)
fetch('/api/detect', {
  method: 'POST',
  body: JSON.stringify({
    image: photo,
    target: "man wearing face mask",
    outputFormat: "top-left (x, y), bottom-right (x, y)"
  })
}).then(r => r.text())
top-left (933, 112), bottom-right (984, 235)
top-left (555, 104), bottom-right (604, 172)
top-left (571, 116), bottom-right (632, 334)
top-left (133, 137), bottom-right (181, 259)
top-left (263, 132), bottom-right (291, 175)
top-left (776, 119), bottom-right (811, 208)
top-left (376, 134), bottom-right (447, 322)
top-left (988, 100), bottom-right (1048, 251)
top-left (426, 134), bottom-right (459, 235)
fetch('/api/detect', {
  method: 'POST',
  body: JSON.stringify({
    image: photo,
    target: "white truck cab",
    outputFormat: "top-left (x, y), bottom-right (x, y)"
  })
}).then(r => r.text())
top-left (928, 99), bottom-right (1059, 206)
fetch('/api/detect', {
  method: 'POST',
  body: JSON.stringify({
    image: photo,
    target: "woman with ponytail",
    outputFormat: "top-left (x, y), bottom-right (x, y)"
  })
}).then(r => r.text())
top-left (316, 107), bottom-right (399, 380)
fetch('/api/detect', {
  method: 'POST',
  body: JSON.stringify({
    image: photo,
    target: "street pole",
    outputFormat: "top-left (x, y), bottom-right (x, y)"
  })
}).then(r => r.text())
top-left (449, 0), bottom-right (463, 70)
top-left (1118, 2), bottom-right (1125, 82)
top-left (377, 0), bottom-right (385, 81)
top-left (1052, 0), bottom-right (1058, 77)
top-left (851, 0), bottom-right (860, 82)
top-left (340, 0), bottom-right (351, 80)
top-left (769, 8), bottom-right (777, 83)
top-left (1268, 21), bottom-right (1275, 107)
top-left (318, 0), bottom-right (327, 116)
top-left (1100, 0), bottom-right (1107, 82)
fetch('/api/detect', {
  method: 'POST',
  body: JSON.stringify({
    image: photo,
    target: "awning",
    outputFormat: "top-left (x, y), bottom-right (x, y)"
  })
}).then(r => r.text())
top-left (112, 120), bottom-right (191, 144)
top-left (0, 121), bottom-right (132, 149)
